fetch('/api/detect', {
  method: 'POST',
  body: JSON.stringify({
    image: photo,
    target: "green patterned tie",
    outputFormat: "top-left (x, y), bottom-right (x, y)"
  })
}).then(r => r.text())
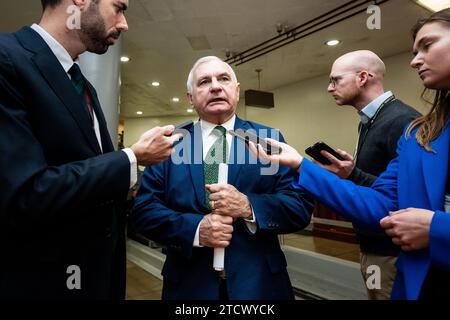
top-left (204, 126), bottom-right (228, 208)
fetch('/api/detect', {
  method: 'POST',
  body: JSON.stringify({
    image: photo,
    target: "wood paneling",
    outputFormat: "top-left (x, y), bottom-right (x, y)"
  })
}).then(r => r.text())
top-left (312, 202), bottom-right (358, 244)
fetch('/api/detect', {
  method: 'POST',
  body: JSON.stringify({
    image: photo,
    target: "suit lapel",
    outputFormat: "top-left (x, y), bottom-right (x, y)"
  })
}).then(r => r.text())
top-left (421, 123), bottom-right (450, 209)
top-left (228, 117), bottom-right (251, 186)
top-left (85, 82), bottom-right (114, 153)
top-left (187, 122), bottom-right (208, 208)
top-left (16, 27), bottom-right (102, 155)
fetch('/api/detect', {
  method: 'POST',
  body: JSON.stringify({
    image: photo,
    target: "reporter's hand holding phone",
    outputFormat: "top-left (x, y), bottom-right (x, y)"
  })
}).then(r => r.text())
top-left (246, 138), bottom-right (304, 171)
top-left (313, 149), bottom-right (355, 179)
top-left (131, 125), bottom-right (183, 166)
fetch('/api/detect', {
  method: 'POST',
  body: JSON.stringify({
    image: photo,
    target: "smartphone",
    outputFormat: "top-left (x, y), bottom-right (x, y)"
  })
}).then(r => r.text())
top-left (228, 130), bottom-right (281, 155)
top-left (173, 120), bottom-right (194, 135)
top-left (305, 141), bottom-right (343, 165)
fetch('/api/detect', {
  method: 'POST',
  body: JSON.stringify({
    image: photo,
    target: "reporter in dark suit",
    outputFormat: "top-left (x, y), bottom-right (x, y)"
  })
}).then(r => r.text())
top-left (132, 56), bottom-right (313, 300)
top-left (0, 0), bottom-right (180, 299)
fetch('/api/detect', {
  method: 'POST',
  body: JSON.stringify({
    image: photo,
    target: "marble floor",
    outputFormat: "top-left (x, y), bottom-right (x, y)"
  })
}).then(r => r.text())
top-left (126, 233), bottom-right (361, 300)
top-left (126, 260), bottom-right (163, 300)
top-left (283, 233), bottom-right (360, 263)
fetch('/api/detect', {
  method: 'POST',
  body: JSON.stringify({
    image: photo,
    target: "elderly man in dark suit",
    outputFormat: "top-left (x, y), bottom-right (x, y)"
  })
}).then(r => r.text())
top-left (0, 0), bottom-right (181, 299)
top-left (132, 56), bottom-right (313, 300)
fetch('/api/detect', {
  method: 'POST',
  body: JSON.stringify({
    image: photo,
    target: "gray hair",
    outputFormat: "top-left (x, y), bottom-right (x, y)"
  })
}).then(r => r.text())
top-left (186, 56), bottom-right (238, 93)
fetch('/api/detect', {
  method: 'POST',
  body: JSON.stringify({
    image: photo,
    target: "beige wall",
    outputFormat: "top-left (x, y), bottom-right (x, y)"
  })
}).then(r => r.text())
top-left (124, 51), bottom-right (429, 153)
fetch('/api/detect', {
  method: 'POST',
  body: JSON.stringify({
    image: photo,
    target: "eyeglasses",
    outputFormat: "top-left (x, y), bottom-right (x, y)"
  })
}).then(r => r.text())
top-left (328, 71), bottom-right (373, 88)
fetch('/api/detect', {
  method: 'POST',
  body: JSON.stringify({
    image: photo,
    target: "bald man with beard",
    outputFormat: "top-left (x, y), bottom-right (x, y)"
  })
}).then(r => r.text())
top-left (318, 50), bottom-right (420, 299)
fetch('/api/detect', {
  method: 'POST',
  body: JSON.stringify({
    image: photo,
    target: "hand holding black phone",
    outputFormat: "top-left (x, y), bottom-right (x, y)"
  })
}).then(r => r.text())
top-left (305, 141), bottom-right (344, 165)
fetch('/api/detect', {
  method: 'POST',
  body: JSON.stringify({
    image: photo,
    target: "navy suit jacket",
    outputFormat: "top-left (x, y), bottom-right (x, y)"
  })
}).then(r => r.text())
top-left (133, 117), bottom-right (313, 300)
top-left (296, 123), bottom-right (450, 300)
top-left (0, 27), bottom-right (130, 299)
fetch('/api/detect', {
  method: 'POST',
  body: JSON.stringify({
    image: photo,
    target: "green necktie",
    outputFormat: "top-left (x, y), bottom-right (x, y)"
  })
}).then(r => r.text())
top-left (204, 126), bottom-right (228, 208)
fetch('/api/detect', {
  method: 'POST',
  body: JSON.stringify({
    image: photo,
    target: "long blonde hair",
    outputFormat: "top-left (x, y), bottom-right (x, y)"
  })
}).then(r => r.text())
top-left (406, 9), bottom-right (450, 152)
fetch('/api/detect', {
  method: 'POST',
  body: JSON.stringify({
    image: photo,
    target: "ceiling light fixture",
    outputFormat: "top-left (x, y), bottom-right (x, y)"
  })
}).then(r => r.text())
top-left (136, 111), bottom-right (143, 115)
top-left (151, 81), bottom-right (160, 87)
top-left (120, 56), bottom-right (130, 63)
top-left (326, 39), bottom-right (341, 46)
top-left (187, 108), bottom-right (194, 113)
top-left (413, 0), bottom-right (450, 12)
top-left (172, 97), bottom-right (180, 103)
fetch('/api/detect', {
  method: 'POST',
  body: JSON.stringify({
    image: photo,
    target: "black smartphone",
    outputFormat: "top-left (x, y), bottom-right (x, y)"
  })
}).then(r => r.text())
top-left (305, 141), bottom-right (343, 165)
top-left (228, 130), bottom-right (281, 155)
top-left (173, 120), bottom-right (194, 135)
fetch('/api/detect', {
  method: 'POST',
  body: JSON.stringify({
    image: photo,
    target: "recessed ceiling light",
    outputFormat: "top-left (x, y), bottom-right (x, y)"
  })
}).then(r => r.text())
top-left (187, 108), bottom-right (194, 113)
top-left (172, 97), bottom-right (180, 103)
top-left (136, 111), bottom-right (143, 115)
top-left (151, 81), bottom-right (160, 87)
top-left (326, 40), bottom-right (341, 46)
top-left (121, 56), bottom-right (130, 63)
top-left (413, 0), bottom-right (450, 12)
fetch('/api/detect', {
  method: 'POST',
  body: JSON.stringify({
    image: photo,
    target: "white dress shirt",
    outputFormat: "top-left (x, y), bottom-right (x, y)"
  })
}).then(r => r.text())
top-left (193, 115), bottom-right (257, 247)
top-left (30, 24), bottom-right (137, 188)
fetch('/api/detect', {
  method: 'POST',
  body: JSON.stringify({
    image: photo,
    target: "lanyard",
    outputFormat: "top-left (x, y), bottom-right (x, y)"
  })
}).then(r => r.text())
top-left (354, 95), bottom-right (396, 163)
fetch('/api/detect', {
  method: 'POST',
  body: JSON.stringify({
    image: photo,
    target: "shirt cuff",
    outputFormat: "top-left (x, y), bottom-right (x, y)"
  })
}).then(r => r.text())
top-left (122, 148), bottom-right (137, 189)
top-left (193, 223), bottom-right (203, 247)
top-left (244, 207), bottom-right (257, 234)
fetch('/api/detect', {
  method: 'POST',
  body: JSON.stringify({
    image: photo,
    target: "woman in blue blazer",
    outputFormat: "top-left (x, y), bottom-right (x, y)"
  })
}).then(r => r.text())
top-left (248, 8), bottom-right (450, 300)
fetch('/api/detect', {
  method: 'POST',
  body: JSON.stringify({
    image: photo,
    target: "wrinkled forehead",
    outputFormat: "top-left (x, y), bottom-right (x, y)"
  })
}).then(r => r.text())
top-left (193, 59), bottom-right (234, 79)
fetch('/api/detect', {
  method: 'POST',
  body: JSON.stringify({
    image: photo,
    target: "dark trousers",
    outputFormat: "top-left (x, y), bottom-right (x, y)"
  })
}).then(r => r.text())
top-left (219, 277), bottom-right (229, 300)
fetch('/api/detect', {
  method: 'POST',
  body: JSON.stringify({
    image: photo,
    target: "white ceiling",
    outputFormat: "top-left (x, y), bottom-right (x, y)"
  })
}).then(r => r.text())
top-left (0, 0), bottom-right (429, 118)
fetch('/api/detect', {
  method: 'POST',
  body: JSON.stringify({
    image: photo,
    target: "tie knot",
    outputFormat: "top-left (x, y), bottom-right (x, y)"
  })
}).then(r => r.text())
top-left (69, 63), bottom-right (83, 83)
top-left (214, 126), bottom-right (226, 136)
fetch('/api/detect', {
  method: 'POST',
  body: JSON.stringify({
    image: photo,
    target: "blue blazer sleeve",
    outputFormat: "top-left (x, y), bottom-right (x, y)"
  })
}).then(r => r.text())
top-left (429, 211), bottom-right (450, 270)
top-left (294, 134), bottom-right (406, 231)
top-left (247, 179), bottom-right (313, 234)
top-left (132, 162), bottom-right (204, 259)
top-left (247, 134), bottom-right (313, 234)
